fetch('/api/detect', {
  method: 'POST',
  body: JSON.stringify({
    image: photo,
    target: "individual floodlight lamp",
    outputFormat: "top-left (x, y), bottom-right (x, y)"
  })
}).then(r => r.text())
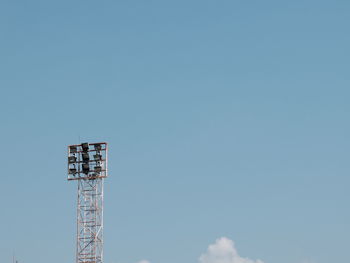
top-left (94, 154), bottom-right (102, 161)
top-left (82, 163), bottom-right (90, 174)
top-left (68, 156), bottom-right (77, 163)
top-left (95, 165), bottom-right (102, 172)
top-left (94, 144), bottom-right (102, 151)
top-left (82, 152), bottom-right (90, 163)
top-left (81, 142), bottom-right (89, 152)
top-left (70, 145), bottom-right (78, 153)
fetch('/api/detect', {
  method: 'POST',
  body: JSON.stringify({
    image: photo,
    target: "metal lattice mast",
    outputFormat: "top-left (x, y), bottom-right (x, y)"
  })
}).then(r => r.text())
top-left (68, 142), bottom-right (108, 263)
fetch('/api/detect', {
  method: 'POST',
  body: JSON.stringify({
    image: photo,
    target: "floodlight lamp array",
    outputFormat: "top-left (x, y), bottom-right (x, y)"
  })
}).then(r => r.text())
top-left (67, 142), bottom-right (108, 180)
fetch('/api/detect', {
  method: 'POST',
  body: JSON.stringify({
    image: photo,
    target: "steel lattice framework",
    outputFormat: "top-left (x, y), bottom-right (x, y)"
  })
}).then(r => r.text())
top-left (67, 142), bottom-right (108, 263)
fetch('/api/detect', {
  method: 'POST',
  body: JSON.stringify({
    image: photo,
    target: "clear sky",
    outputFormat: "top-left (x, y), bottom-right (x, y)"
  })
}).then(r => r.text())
top-left (1, 1), bottom-right (349, 263)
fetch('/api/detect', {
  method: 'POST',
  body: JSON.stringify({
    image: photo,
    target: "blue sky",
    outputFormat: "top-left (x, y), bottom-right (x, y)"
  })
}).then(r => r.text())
top-left (1, 1), bottom-right (349, 263)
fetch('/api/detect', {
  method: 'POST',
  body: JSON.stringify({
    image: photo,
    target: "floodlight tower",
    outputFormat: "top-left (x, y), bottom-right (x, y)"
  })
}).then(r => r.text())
top-left (67, 142), bottom-right (108, 263)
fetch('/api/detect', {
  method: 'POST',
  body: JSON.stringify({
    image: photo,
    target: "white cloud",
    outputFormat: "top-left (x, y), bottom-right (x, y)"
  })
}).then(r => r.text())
top-left (132, 237), bottom-right (263, 263)
top-left (199, 237), bottom-right (264, 263)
